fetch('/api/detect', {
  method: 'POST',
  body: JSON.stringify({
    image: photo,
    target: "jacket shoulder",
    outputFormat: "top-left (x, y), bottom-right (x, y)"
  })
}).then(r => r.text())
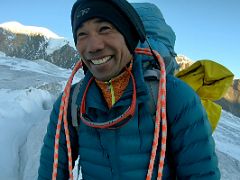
top-left (165, 75), bottom-right (220, 179)
top-left (166, 75), bottom-right (201, 110)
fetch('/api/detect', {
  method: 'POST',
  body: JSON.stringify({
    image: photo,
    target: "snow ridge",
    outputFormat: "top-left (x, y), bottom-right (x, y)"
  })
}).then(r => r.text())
top-left (0, 21), bottom-right (62, 39)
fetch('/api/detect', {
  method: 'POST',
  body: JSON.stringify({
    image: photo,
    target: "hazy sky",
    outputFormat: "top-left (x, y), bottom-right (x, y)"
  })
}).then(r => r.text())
top-left (0, 0), bottom-right (239, 78)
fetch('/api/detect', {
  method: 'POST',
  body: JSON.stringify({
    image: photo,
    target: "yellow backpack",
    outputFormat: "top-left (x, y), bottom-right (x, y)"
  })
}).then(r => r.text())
top-left (176, 60), bottom-right (234, 131)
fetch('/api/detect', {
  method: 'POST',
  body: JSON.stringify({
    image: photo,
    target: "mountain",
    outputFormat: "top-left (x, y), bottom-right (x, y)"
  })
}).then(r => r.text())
top-left (0, 22), bottom-right (79, 69)
top-left (216, 79), bottom-right (240, 117)
top-left (175, 54), bottom-right (194, 71)
top-left (176, 55), bottom-right (240, 118)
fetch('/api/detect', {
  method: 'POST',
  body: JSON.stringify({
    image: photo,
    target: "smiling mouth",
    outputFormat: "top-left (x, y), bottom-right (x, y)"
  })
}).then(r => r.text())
top-left (90, 56), bottom-right (112, 65)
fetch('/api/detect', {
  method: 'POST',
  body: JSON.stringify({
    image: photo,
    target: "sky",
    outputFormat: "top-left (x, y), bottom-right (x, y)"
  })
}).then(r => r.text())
top-left (0, 0), bottom-right (239, 78)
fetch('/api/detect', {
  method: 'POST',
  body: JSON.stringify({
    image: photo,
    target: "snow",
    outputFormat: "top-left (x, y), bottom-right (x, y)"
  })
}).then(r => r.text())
top-left (0, 54), bottom-right (239, 179)
top-left (213, 111), bottom-right (240, 161)
top-left (0, 55), bottom-right (82, 81)
top-left (0, 89), bottom-right (53, 180)
top-left (0, 21), bottom-right (62, 39)
top-left (46, 38), bottom-right (69, 55)
top-left (0, 51), bottom-right (6, 57)
top-left (0, 55), bottom-right (83, 179)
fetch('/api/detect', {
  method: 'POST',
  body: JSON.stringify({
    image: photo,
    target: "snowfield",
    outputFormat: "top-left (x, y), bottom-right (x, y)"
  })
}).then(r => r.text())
top-left (0, 54), bottom-right (239, 180)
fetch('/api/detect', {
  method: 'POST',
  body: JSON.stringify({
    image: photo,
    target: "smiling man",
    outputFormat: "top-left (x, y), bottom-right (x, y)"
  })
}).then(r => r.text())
top-left (38, 0), bottom-right (220, 179)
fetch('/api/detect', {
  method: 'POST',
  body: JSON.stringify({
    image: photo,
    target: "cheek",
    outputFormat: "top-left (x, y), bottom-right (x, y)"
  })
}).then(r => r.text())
top-left (76, 41), bottom-right (85, 55)
top-left (76, 43), bottom-right (87, 64)
top-left (76, 43), bottom-right (82, 53)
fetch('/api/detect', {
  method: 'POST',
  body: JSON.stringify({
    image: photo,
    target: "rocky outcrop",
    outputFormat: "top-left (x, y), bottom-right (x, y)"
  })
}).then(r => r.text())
top-left (216, 79), bottom-right (240, 118)
top-left (175, 55), bottom-right (193, 71)
top-left (0, 24), bottom-right (79, 69)
top-left (0, 28), bottom-right (47, 60)
top-left (45, 44), bottom-right (79, 69)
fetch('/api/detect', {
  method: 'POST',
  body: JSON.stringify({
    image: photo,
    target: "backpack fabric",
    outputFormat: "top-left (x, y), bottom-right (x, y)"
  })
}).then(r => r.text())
top-left (132, 3), bottom-right (178, 75)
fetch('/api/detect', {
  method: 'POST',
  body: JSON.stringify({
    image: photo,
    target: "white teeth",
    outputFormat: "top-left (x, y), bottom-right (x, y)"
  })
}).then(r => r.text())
top-left (91, 56), bottom-right (111, 65)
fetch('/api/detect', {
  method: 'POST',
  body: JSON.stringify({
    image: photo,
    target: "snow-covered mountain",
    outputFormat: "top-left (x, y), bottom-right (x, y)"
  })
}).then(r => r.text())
top-left (0, 21), bottom-right (61, 39)
top-left (0, 22), bottom-right (79, 69)
top-left (175, 54), bottom-right (194, 71)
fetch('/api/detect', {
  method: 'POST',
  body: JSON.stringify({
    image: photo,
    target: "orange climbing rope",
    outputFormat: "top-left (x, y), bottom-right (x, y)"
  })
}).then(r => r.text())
top-left (52, 48), bottom-right (167, 180)
top-left (52, 60), bottom-right (82, 180)
top-left (135, 48), bottom-right (167, 180)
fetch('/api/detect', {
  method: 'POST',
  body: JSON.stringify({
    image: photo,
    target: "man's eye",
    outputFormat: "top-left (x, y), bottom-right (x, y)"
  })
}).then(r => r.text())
top-left (77, 32), bottom-right (87, 37)
top-left (99, 26), bottom-right (111, 33)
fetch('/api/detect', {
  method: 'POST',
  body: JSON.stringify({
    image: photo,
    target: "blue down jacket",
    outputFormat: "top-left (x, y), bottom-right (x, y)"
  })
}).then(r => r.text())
top-left (38, 54), bottom-right (220, 179)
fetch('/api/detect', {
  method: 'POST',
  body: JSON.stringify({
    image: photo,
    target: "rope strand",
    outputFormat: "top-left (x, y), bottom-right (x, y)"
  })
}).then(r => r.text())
top-left (52, 61), bottom-right (82, 180)
top-left (135, 48), bottom-right (167, 180)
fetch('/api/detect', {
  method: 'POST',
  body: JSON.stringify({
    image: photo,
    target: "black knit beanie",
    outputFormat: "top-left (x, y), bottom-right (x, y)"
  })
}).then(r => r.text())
top-left (71, 0), bottom-right (146, 54)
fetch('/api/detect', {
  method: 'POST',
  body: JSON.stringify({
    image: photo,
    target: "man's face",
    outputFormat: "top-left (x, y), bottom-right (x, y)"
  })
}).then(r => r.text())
top-left (76, 18), bottom-right (132, 81)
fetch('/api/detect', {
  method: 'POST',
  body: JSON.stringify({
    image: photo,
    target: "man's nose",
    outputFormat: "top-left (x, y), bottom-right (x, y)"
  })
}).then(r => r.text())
top-left (86, 34), bottom-right (104, 53)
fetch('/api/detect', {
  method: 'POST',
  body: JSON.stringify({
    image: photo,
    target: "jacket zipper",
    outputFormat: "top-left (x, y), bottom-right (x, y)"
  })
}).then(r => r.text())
top-left (106, 81), bottom-right (116, 106)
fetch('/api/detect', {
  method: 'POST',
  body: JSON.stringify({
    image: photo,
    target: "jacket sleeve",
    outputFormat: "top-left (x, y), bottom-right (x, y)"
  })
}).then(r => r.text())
top-left (166, 75), bottom-right (220, 179)
top-left (38, 94), bottom-right (79, 180)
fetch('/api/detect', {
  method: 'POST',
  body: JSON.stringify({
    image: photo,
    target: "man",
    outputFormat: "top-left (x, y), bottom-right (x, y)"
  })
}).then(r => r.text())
top-left (38, 0), bottom-right (220, 179)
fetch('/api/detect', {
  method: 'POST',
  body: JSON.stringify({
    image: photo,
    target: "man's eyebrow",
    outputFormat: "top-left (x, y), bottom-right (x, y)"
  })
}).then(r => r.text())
top-left (93, 18), bottom-right (109, 24)
top-left (77, 18), bottom-right (110, 31)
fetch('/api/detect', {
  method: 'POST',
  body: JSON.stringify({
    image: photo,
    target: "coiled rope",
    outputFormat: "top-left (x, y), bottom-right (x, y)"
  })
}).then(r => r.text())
top-left (52, 48), bottom-right (167, 180)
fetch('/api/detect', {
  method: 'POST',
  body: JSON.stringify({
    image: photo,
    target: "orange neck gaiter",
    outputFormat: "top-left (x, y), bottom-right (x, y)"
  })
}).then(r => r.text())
top-left (95, 62), bottom-right (133, 109)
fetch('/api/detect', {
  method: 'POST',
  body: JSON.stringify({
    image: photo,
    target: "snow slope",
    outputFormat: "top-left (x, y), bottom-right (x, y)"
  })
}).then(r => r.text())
top-left (0, 53), bottom-right (83, 179)
top-left (213, 111), bottom-right (240, 180)
top-left (0, 53), bottom-right (239, 179)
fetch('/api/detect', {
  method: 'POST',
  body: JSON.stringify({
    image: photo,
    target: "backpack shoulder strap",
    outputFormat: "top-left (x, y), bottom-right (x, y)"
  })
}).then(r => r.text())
top-left (146, 79), bottom-right (158, 117)
top-left (143, 62), bottom-right (160, 117)
top-left (70, 79), bottom-right (83, 179)
top-left (71, 79), bottom-right (83, 129)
